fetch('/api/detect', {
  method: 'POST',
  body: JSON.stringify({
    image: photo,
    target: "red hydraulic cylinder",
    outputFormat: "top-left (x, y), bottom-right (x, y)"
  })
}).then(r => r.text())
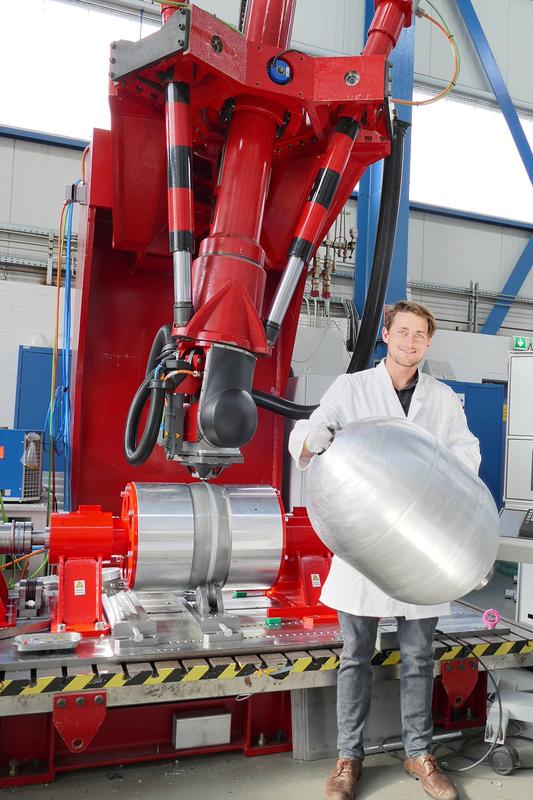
top-left (211, 104), bottom-right (278, 242)
top-left (363, 0), bottom-right (412, 57)
top-left (243, 0), bottom-right (296, 48)
top-left (182, 0), bottom-right (296, 350)
top-left (188, 101), bottom-right (282, 351)
top-left (165, 80), bottom-right (195, 326)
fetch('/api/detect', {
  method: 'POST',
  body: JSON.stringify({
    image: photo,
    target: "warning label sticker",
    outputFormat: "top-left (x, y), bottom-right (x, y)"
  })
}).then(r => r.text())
top-left (311, 573), bottom-right (321, 588)
top-left (74, 580), bottom-right (86, 596)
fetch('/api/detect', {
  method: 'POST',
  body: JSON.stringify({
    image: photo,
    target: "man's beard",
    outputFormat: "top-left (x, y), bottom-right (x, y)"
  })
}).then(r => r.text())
top-left (392, 351), bottom-right (422, 368)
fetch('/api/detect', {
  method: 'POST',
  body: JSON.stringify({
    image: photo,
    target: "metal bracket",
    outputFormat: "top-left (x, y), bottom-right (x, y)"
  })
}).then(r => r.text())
top-left (441, 658), bottom-right (479, 710)
top-left (110, 8), bottom-right (191, 81)
top-left (188, 583), bottom-right (243, 646)
top-left (53, 691), bottom-right (107, 753)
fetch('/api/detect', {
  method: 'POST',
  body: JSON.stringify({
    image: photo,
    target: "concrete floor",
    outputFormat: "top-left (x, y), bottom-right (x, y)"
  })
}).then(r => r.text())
top-left (6, 745), bottom-right (533, 800)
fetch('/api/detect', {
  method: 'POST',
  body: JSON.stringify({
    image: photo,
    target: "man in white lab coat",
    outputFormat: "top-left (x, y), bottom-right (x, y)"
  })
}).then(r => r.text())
top-left (289, 301), bottom-right (480, 800)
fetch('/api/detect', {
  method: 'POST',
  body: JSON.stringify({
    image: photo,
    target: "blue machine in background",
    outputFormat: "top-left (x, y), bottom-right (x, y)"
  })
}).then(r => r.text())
top-left (0, 429), bottom-right (43, 502)
top-left (14, 346), bottom-right (67, 473)
top-left (444, 380), bottom-right (506, 508)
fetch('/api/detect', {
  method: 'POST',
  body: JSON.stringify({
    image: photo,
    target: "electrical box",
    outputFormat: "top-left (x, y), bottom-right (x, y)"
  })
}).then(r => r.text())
top-left (0, 429), bottom-right (43, 502)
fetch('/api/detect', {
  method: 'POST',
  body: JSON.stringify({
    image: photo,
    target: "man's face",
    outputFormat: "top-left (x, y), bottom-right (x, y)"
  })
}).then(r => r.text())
top-left (382, 311), bottom-right (432, 369)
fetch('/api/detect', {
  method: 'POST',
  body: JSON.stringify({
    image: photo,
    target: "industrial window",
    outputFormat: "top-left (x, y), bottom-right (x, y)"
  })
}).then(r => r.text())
top-left (409, 90), bottom-right (533, 225)
top-left (0, 1), bottom-right (159, 140)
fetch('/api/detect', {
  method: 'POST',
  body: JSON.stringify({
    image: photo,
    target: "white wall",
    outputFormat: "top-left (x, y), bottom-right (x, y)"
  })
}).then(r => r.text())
top-left (0, 282), bottom-right (66, 428)
top-left (0, 137), bottom-right (82, 232)
top-left (407, 211), bottom-right (533, 336)
top-left (194, 0), bottom-right (365, 55)
top-left (414, 0), bottom-right (533, 110)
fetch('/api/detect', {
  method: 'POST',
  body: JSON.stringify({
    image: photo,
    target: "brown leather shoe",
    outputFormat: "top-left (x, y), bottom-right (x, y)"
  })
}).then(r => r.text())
top-left (325, 757), bottom-right (362, 800)
top-left (404, 754), bottom-right (458, 800)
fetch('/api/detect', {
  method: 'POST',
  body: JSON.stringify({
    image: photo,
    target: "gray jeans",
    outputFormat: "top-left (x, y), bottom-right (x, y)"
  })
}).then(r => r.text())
top-left (337, 612), bottom-right (438, 760)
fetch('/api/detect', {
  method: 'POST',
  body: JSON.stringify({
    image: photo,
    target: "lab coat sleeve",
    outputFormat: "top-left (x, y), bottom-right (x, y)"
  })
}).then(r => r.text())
top-left (444, 392), bottom-right (481, 475)
top-left (288, 374), bottom-right (350, 471)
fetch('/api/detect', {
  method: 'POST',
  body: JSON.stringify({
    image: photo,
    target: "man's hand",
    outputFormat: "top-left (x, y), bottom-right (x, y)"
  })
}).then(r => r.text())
top-left (303, 422), bottom-right (341, 457)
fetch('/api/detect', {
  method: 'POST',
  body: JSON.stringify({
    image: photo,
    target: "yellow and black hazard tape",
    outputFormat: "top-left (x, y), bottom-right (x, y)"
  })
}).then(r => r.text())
top-left (434, 639), bottom-right (533, 661)
top-left (0, 653), bottom-right (340, 697)
top-left (1, 639), bottom-right (532, 696)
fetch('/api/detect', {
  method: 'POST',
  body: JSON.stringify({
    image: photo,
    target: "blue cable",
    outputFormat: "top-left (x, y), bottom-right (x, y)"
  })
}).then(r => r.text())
top-left (61, 199), bottom-right (75, 511)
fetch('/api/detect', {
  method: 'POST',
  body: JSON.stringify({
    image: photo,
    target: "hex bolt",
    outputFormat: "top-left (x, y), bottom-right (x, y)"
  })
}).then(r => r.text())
top-left (94, 695), bottom-right (104, 705)
top-left (56, 697), bottom-right (67, 708)
top-left (75, 696), bottom-right (86, 707)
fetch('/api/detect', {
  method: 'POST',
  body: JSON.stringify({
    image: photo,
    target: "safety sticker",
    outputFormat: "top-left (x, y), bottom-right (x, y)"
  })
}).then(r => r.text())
top-left (74, 580), bottom-right (86, 596)
top-left (311, 573), bottom-right (322, 588)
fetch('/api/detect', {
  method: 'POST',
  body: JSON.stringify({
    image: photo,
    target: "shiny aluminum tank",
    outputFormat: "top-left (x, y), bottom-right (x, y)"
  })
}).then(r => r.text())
top-left (306, 418), bottom-right (499, 605)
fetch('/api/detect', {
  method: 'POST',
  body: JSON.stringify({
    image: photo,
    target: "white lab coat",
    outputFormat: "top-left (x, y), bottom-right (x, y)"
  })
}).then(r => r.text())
top-left (288, 359), bottom-right (481, 619)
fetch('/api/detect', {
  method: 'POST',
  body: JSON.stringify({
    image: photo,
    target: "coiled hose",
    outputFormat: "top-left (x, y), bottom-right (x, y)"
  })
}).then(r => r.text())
top-left (124, 325), bottom-right (174, 466)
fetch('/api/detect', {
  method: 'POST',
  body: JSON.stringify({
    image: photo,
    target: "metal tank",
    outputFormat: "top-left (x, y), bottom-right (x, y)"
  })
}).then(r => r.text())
top-left (306, 418), bottom-right (499, 605)
top-left (121, 483), bottom-right (284, 591)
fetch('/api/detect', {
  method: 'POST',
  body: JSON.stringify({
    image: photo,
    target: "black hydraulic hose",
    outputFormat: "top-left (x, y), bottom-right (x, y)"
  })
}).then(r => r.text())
top-left (252, 390), bottom-right (318, 420)
top-left (124, 325), bottom-right (175, 466)
top-left (145, 324), bottom-right (173, 376)
top-left (346, 118), bottom-right (409, 373)
top-left (124, 375), bottom-right (166, 466)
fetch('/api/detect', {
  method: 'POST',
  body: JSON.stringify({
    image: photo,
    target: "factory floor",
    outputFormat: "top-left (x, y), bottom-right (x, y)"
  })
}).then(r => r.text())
top-left (7, 747), bottom-right (533, 800)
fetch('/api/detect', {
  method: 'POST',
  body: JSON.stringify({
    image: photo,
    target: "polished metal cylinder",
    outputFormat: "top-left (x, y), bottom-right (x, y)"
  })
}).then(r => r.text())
top-left (265, 255), bottom-right (305, 336)
top-left (123, 483), bottom-right (283, 591)
top-left (0, 520), bottom-right (34, 554)
top-left (306, 418), bottom-right (499, 605)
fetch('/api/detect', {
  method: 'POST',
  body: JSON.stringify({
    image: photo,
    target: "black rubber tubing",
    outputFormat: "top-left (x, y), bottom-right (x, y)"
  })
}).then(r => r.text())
top-left (346, 117), bottom-right (408, 373)
top-left (124, 325), bottom-right (175, 465)
top-left (253, 117), bottom-right (408, 419)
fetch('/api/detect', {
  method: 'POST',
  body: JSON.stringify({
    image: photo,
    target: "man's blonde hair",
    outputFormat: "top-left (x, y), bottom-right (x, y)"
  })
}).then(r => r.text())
top-left (384, 300), bottom-right (437, 338)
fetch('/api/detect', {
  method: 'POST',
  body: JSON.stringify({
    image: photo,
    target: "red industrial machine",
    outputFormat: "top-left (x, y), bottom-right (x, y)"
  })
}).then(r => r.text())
top-left (7, 1), bottom-right (494, 786)
top-left (2, 0), bottom-right (413, 634)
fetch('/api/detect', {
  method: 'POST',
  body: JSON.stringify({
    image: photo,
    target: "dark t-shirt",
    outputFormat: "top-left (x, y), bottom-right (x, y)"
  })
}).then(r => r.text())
top-left (395, 372), bottom-right (419, 416)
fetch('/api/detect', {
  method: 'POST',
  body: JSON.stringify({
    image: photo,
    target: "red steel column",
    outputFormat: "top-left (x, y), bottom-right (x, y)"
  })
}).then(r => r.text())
top-left (187, 0), bottom-right (295, 350)
top-left (210, 104), bottom-right (278, 242)
top-left (363, 0), bottom-right (412, 57)
top-left (243, 0), bottom-right (296, 48)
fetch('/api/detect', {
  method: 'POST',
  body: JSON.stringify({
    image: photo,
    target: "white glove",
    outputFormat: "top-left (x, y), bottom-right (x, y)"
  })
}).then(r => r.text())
top-left (304, 422), bottom-right (341, 455)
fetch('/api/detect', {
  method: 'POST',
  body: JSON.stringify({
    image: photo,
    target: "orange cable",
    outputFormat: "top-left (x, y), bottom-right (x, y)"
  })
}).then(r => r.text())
top-left (0, 550), bottom-right (46, 572)
top-left (81, 146), bottom-right (90, 183)
top-left (392, 12), bottom-right (459, 107)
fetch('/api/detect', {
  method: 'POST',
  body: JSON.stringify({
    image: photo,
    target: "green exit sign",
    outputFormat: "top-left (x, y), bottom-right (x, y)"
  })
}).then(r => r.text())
top-left (513, 336), bottom-right (531, 350)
